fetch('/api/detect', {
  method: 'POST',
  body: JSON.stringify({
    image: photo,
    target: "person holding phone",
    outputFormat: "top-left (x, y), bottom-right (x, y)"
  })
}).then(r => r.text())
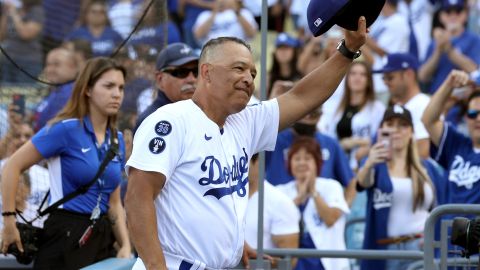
top-left (356, 105), bottom-right (445, 270)
top-left (1, 57), bottom-right (131, 269)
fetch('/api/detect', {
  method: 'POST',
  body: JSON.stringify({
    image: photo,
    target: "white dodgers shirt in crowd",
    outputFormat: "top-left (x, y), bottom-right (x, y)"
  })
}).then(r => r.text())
top-left (126, 99), bottom-right (279, 269)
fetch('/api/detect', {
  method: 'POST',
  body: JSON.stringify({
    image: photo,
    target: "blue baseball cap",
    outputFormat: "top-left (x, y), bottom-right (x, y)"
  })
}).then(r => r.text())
top-left (276, 33), bottom-right (299, 48)
top-left (307, 0), bottom-right (385, 37)
top-left (373, 53), bottom-right (419, 73)
top-left (156, 43), bottom-right (199, 70)
top-left (441, 0), bottom-right (466, 10)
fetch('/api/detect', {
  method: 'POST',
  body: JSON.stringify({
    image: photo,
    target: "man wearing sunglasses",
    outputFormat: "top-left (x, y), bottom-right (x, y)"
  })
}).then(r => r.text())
top-left (134, 43), bottom-right (199, 133)
top-left (418, 0), bottom-right (480, 94)
top-left (422, 69), bottom-right (480, 206)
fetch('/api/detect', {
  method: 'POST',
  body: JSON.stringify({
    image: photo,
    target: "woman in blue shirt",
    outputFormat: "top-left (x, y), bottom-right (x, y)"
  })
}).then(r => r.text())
top-left (1, 57), bottom-right (131, 269)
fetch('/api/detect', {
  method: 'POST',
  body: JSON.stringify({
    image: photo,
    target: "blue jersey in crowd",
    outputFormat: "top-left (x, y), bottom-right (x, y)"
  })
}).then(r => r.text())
top-left (359, 159), bottom-right (446, 270)
top-left (32, 116), bottom-right (125, 214)
top-left (130, 22), bottom-right (182, 52)
top-left (424, 30), bottom-right (480, 93)
top-left (34, 82), bottom-right (74, 131)
top-left (266, 129), bottom-right (354, 187)
top-left (431, 123), bottom-right (480, 204)
top-left (66, 27), bottom-right (123, 57)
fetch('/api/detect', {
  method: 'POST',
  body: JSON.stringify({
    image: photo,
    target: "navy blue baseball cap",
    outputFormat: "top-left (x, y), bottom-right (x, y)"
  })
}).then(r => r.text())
top-left (276, 33), bottom-right (299, 48)
top-left (382, 104), bottom-right (413, 127)
top-left (307, 0), bottom-right (385, 37)
top-left (441, 0), bottom-right (466, 10)
top-left (156, 43), bottom-right (199, 70)
top-left (373, 53), bottom-right (419, 73)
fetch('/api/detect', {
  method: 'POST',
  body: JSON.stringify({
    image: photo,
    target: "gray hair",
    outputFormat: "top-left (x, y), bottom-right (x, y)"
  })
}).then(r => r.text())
top-left (199, 37), bottom-right (252, 64)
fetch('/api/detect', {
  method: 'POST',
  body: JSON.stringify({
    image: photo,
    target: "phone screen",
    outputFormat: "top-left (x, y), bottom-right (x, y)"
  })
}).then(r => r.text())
top-left (12, 94), bottom-right (26, 117)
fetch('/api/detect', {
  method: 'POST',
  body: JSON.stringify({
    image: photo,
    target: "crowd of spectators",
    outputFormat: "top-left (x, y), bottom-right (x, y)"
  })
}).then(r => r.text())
top-left (2, 0), bottom-right (480, 269)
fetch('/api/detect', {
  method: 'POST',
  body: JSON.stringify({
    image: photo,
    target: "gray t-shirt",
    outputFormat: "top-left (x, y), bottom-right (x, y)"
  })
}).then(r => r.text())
top-left (3, 5), bottom-right (45, 63)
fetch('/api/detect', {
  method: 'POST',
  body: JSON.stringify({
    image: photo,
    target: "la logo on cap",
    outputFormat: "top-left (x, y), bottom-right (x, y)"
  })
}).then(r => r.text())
top-left (393, 104), bottom-right (404, 114)
top-left (180, 45), bottom-right (191, 55)
top-left (449, 0), bottom-right (458, 4)
top-left (401, 62), bottom-right (409, 68)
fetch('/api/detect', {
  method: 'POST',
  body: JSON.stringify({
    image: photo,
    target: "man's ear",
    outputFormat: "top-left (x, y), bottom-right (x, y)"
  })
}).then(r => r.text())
top-left (200, 63), bottom-right (211, 83)
top-left (155, 71), bottom-right (165, 87)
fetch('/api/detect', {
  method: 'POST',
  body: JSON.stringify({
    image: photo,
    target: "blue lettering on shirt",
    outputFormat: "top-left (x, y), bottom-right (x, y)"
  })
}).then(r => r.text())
top-left (199, 148), bottom-right (249, 199)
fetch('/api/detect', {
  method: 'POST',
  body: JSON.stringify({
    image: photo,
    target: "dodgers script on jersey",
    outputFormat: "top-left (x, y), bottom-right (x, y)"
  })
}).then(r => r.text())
top-left (433, 123), bottom-right (480, 204)
top-left (126, 99), bottom-right (279, 269)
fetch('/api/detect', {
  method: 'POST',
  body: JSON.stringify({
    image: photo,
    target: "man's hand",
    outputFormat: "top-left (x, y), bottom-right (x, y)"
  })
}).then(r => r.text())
top-left (445, 69), bottom-right (470, 89)
top-left (344, 16), bottom-right (368, 52)
top-left (241, 242), bottom-right (275, 270)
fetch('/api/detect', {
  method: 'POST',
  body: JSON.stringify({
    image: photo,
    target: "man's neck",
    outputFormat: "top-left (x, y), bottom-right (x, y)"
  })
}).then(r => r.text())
top-left (398, 86), bottom-right (420, 105)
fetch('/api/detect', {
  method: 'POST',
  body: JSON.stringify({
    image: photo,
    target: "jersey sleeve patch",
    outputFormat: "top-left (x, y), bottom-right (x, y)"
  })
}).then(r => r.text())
top-left (149, 137), bottom-right (166, 154)
top-left (155, 120), bottom-right (172, 136)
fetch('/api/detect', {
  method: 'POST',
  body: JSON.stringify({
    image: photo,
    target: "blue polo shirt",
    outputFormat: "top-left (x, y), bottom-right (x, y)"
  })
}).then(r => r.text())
top-left (32, 116), bottom-right (125, 214)
top-left (266, 129), bottom-right (354, 187)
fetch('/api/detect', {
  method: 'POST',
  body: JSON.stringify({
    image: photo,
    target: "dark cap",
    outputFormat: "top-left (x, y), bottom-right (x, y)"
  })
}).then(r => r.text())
top-left (441, 0), bottom-right (466, 10)
top-left (276, 33), bottom-right (299, 48)
top-left (156, 43), bottom-right (199, 71)
top-left (307, 0), bottom-right (385, 37)
top-left (373, 53), bottom-right (419, 73)
top-left (382, 104), bottom-right (413, 126)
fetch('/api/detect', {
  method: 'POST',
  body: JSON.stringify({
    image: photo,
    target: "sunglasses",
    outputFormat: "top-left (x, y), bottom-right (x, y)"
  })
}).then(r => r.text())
top-left (467, 109), bottom-right (480, 119)
top-left (162, 67), bottom-right (198, 79)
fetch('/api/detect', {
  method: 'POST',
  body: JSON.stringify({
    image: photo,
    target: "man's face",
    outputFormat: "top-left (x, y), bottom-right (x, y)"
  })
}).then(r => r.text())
top-left (205, 42), bottom-right (257, 114)
top-left (466, 97), bottom-right (480, 143)
top-left (44, 50), bottom-right (78, 84)
top-left (158, 61), bottom-right (198, 102)
top-left (383, 70), bottom-right (407, 99)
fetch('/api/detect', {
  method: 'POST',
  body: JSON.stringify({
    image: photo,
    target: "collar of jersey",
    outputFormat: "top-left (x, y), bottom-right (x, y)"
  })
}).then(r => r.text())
top-left (83, 115), bottom-right (111, 149)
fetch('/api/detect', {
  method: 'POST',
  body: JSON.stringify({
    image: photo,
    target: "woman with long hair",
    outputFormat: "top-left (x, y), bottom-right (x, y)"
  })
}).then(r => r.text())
top-left (1, 57), bottom-right (131, 269)
top-left (277, 136), bottom-right (350, 270)
top-left (357, 105), bottom-right (444, 270)
top-left (326, 61), bottom-right (385, 170)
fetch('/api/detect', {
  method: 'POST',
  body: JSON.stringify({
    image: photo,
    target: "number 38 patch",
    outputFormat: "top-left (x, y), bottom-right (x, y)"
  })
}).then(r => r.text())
top-left (155, 121), bottom-right (172, 136)
top-left (149, 137), bottom-right (166, 154)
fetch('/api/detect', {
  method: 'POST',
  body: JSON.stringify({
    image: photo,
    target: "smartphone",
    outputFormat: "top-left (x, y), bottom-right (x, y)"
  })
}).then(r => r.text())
top-left (12, 94), bottom-right (25, 117)
top-left (378, 129), bottom-right (392, 161)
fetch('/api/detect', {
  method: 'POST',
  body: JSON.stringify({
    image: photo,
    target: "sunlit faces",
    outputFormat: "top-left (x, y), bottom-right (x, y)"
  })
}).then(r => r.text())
top-left (383, 70), bottom-right (407, 99)
top-left (381, 117), bottom-right (413, 151)
top-left (466, 97), bottom-right (480, 143)
top-left (347, 63), bottom-right (369, 94)
top-left (86, 2), bottom-right (108, 27)
top-left (207, 42), bottom-right (257, 113)
top-left (290, 148), bottom-right (318, 183)
top-left (159, 61), bottom-right (198, 102)
top-left (274, 46), bottom-right (295, 64)
top-left (87, 69), bottom-right (125, 117)
top-left (44, 49), bottom-right (77, 84)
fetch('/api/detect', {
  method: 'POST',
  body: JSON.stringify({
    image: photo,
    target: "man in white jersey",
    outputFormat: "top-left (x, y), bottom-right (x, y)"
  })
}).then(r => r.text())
top-left (125, 17), bottom-right (367, 270)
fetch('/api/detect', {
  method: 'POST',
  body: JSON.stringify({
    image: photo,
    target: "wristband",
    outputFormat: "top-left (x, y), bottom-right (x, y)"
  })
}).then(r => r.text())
top-left (2, 211), bottom-right (16, 217)
top-left (336, 39), bottom-right (361, 60)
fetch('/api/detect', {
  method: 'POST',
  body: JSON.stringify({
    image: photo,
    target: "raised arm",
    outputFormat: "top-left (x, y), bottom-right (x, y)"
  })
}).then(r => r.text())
top-left (421, 70), bottom-right (470, 146)
top-left (124, 168), bottom-right (167, 270)
top-left (276, 17), bottom-right (367, 131)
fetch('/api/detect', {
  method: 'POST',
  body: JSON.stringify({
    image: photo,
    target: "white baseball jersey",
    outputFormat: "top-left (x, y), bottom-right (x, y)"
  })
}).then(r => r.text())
top-left (126, 99), bottom-right (279, 269)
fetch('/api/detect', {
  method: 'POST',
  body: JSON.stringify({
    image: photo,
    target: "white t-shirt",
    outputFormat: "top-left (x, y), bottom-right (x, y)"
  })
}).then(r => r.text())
top-left (404, 93), bottom-right (430, 140)
top-left (387, 176), bottom-right (433, 237)
top-left (243, 0), bottom-right (277, 17)
top-left (370, 13), bottom-right (410, 93)
top-left (193, 9), bottom-right (258, 46)
top-left (276, 178), bottom-right (350, 270)
top-left (127, 99), bottom-right (279, 269)
top-left (245, 181), bottom-right (300, 249)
